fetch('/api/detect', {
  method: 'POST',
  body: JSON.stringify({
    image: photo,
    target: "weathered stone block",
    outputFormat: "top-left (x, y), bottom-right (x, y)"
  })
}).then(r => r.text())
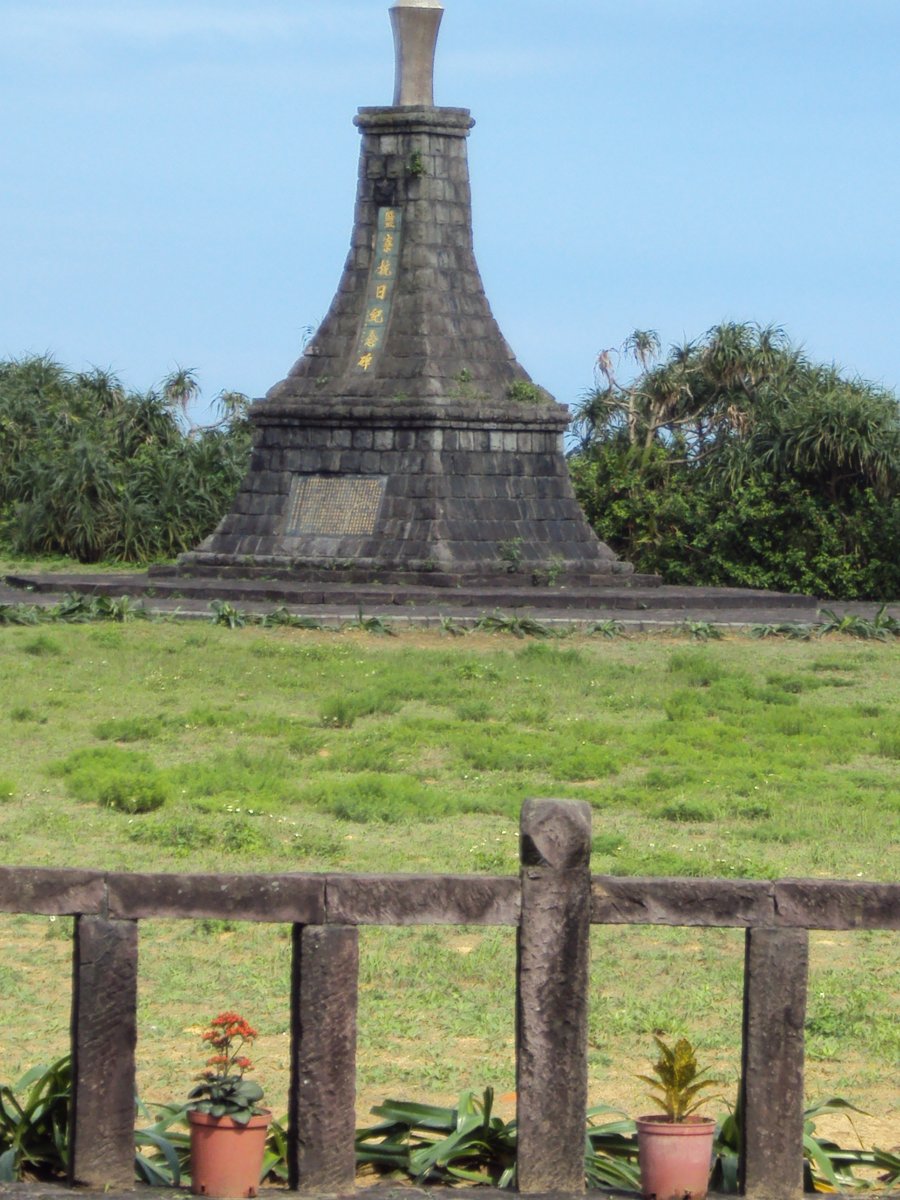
top-left (741, 929), bottom-right (809, 1200)
top-left (290, 926), bottom-right (358, 1192)
top-left (70, 917), bottom-right (138, 1189)
top-left (517, 800), bottom-right (591, 1193)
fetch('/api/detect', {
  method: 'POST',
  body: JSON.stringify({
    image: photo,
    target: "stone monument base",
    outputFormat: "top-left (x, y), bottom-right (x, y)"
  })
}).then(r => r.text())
top-left (162, 396), bottom-right (639, 588)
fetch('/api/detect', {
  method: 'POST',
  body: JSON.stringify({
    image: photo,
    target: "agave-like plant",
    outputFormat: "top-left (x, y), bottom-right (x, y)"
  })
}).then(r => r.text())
top-left (355, 1088), bottom-right (642, 1191)
top-left (817, 607), bottom-right (899, 640)
top-left (356, 1088), bottom-right (518, 1186)
top-left (473, 611), bottom-right (552, 639)
top-left (710, 1094), bottom-right (900, 1194)
top-left (0, 1055), bottom-right (71, 1181)
top-left (133, 1100), bottom-right (188, 1187)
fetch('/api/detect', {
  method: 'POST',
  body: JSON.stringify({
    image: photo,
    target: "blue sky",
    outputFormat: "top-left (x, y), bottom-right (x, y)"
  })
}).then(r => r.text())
top-left (3, 1), bottom-right (899, 421)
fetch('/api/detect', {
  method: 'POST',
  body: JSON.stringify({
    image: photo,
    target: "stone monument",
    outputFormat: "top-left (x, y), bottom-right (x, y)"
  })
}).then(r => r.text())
top-left (171, 1), bottom-right (635, 587)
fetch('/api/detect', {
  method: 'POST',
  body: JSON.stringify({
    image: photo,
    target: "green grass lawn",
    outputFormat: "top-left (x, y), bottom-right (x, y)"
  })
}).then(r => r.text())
top-left (0, 623), bottom-right (897, 1144)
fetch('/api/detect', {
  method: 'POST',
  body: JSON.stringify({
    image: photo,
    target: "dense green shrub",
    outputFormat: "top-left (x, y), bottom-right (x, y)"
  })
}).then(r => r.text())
top-left (570, 448), bottom-right (899, 598)
top-left (569, 324), bottom-right (899, 599)
top-left (0, 357), bottom-right (251, 563)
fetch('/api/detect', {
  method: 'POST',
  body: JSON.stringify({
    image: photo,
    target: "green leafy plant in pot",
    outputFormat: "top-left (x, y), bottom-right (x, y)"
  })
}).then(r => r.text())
top-left (636, 1036), bottom-right (718, 1200)
top-left (186, 1012), bottom-right (270, 1199)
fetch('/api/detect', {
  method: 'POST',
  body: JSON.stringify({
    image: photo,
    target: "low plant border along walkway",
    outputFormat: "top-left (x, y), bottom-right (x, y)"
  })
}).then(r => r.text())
top-left (1, 571), bottom-right (898, 633)
top-left (0, 801), bottom-right (898, 1200)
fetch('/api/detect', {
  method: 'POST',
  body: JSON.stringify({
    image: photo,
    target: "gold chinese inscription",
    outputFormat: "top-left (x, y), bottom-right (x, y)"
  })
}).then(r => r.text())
top-left (355, 206), bottom-right (402, 372)
top-left (284, 476), bottom-right (386, 537)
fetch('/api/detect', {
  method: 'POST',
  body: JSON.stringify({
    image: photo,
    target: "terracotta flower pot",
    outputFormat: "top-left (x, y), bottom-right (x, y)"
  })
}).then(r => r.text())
top-left (188, 1109), bottom-right (271, 1198)
top-left (636, 1114), bottom-right (716, 1200)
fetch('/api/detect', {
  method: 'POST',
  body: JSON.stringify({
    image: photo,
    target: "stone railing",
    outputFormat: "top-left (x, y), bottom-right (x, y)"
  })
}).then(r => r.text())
top-left (0, 799), bottom-right (897, 1198)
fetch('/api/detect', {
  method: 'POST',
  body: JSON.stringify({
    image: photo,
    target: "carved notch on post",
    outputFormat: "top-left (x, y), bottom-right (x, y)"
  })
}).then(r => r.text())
top-left (390, 0), bottom-right (444, 107)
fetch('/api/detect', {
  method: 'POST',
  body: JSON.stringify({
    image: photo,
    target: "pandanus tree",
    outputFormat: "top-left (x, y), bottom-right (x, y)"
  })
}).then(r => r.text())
top-left (569, 323), bottom-right (899, 598)
top-left (0, 355), bottom-right (251, 563)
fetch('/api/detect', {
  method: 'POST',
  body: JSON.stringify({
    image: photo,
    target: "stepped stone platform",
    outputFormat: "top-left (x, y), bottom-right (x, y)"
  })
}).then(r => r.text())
top-left (4, 570), bottom-right (894, 630)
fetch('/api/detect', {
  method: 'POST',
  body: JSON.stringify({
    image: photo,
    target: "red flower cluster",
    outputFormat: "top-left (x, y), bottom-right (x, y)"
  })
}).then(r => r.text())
top-left (202, 1012), bottom-right (258, 1048)
top-left (196, 1012), bottom-right (258, 1079)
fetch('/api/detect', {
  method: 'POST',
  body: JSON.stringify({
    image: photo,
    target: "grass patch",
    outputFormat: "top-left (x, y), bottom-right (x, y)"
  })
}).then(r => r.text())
top-left (52, 746), bottom-right (169, 813)
top-left (876, 726), bottom-right (900, 759)
top-left (0, 624), bottom-right (896, 1139)
top-left (300, 772), bottom-right (467, 824)
top-left (20, 634), bottom-right (63, 657)
top-left (93, 715), bottom-right (167, 742)
top-left (658, 799), bottom-right (718, 823)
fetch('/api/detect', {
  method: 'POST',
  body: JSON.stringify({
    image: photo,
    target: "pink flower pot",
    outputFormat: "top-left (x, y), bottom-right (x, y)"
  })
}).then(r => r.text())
top-left (188, 1110), bottom-right (271, 1198)
top-left (636, 1115), bottom-right (716, 1200)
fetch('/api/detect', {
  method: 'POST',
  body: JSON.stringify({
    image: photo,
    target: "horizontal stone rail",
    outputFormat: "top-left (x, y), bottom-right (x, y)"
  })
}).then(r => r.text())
top-left (1, 799), bottom-right (897, 1200)
top-left (1, 867), bottom-right (896, 929)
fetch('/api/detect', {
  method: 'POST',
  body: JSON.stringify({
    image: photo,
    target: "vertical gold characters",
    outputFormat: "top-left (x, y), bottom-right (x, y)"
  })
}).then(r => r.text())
top-left (355, 207), bottom-right (402, 372)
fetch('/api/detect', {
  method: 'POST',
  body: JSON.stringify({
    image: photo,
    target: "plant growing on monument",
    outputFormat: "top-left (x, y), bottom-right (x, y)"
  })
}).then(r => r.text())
top-left (531, 555), bottom-right (566, 586)
top-left (506, 380), bottom-right (544, 404)
top-left (497, 537), bottom-right (524, 573)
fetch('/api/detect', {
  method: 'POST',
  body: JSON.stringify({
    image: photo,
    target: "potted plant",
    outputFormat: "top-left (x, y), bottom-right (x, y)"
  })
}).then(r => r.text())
top-left (635, 1036), bottom-right (718, 1200)
top-left (186, 1012), bottom-right (270, 1198)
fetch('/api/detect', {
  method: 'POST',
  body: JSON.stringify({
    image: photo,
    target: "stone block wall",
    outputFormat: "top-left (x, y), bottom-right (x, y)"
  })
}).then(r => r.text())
top-left (178, 397), bottom-right (629, 583)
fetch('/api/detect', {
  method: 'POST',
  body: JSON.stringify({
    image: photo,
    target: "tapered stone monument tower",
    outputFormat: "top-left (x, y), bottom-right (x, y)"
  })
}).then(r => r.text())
top-left (172, 0), bottom-right (634, 586)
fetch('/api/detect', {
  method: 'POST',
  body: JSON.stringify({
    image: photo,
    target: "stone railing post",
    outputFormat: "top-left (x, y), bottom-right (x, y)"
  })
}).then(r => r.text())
top-left (516, 798), bottom-right (592, 1193)
top-left (289, 924), bottom-right (359, 1192)
top-left (69, 915), bottom-right (138, 1189)
top-left (740, 927), bottom-right (810, 1200)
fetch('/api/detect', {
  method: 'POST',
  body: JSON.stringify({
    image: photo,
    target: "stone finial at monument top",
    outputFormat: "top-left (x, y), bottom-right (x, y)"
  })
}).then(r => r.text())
top-left (390, 0), bottom-right (444, 107)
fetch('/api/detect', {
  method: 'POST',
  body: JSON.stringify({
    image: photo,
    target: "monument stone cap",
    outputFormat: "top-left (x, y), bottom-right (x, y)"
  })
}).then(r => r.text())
top-left (390, 0), bottom-right (444, 107)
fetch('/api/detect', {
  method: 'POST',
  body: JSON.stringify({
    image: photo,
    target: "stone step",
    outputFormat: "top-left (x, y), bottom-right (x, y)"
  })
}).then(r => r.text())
top-left (5, 572), bottom-right (817, 614)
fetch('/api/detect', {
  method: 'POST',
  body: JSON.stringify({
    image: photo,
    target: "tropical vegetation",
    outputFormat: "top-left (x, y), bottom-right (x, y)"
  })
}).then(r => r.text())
top-left (569, 323), bottom-right (899, 599)
top-left (2, 331), bottom-right (897, 600)
top-left (0, 356), bottom-right (250, 563)
top-left (3, 1061), bottom-right (898, 1193)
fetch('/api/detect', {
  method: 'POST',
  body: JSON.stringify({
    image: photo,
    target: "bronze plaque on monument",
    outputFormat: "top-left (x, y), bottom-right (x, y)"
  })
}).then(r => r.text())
top-left (284, 475), bottom-right (386, 537)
